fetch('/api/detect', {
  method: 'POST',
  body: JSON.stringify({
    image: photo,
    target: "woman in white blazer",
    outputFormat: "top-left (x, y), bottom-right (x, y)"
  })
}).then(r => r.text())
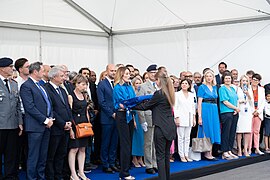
top-left (174, 79), bottom-right (196, 162)
top-left (249, 73), bottom-right (265, 155)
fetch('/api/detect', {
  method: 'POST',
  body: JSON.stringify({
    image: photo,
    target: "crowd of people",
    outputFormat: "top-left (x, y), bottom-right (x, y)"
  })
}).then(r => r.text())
top-left (1, 57), bottom-right (270, 180)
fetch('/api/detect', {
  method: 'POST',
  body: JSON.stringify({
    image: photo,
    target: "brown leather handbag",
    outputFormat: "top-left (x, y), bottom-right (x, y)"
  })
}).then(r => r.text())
top-left (73, 120), bottom-right (94, 138)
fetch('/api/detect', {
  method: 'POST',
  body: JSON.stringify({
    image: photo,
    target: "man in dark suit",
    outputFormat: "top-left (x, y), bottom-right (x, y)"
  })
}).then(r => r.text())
top-left (20, 62), bottom-right (54, 180)
top-left (215, 62), bottom-right (227, 86)
top-left (97, 64), bottom-right (119, 173)
top-left (0, 57), bottom-right (23, 179)
top-left (60, 65), bottom-right (74, 95)
top-left (44, 66), bottom-right (73, 180)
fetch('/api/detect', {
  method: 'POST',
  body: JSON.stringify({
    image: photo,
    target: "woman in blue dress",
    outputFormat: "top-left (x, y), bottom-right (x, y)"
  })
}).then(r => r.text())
top-left (131, 77), bottom-right (145, 167)
top-left (197, 69), bottom-right (221, 160)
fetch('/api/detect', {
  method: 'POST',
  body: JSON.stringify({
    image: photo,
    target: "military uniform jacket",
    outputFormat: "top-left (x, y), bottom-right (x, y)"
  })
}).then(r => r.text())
top-left (0, 78), bottom-right (22, 129)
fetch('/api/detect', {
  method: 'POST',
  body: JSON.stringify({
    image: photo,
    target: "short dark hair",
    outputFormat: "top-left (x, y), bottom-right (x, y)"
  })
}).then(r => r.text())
top-left (126, 64), bottom-right (134, 69)
top-left (29, 62), bottom-right (43, 74)
top-left (218, 62), bottom-right (227, 68)
top-left (221, 71), bottom-right (233, 84)
top-left (252, 73), bottom-right (262, 81)
top-left (246, 70), bottom-right (255, 76)
top-left (78, 67), bottom-right (90, 74)
top-left (14, 58), bottom-right (28, 72)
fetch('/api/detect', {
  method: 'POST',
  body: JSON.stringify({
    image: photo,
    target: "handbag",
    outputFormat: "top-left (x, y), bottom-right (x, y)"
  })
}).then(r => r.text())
top-left (73, 120), bottom-right (94, 138)
top-left (192, 126), bottom-right (212, 152)
top-left (188, 147), bottom-right (201, 161)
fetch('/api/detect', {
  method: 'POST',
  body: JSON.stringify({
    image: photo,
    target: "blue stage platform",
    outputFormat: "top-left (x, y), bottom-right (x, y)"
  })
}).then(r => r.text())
top-left (18, 154), bottom-right (269, 180)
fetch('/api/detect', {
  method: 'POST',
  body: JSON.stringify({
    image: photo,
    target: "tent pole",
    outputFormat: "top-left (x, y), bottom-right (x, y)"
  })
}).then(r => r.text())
top-left (39, 31), bottom-right (42, 62)
top-left (186, 29), bottom-right (190, 71)
top-left (0, 21), bottom-right (108, 37)
top-left (108, 29), bottom-right (114, 64)
top-left (113, 15), bottom-right (270, 35)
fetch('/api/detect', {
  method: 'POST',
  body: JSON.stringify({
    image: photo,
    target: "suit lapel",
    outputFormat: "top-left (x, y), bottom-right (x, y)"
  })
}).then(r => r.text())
top-left (48, 83), bottom-right (66, 105)
top-left (146, 80), bottom-right (155, 92)
top-left (0, 79), bottom-right (8, 93)
top-left (9, 80), bottom-right (18, 95)
top-left (29, 78), bottom-right (47, 103)
top-left (105, 78), bottom-right (113, 92)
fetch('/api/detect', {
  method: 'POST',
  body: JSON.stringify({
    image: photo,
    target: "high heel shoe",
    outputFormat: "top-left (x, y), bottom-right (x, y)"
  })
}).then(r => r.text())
top-left (119, 175), bottom-right (135, 180)
top-left (77, 172), bottom-right (90, 180)
top-left (265, 148), bottom-right (270, 153)
top-left (243, 149), bottom-right (250, 157)
top-left (185, 156), bottom-right (193, 162)
top-left (229, 152), bottom-right (239, 159)
top-left (203, 156), bottom-right (218, 161)
top-left (138, 160), bottom-right (146, 167)
top-left (222, 153), bottom-right (234, 160)
top-left (70, 175), bottom-right (80, 180)
top-left (255, 149), bottom-right (264, 155)
top-left (180, 156), bottom-right (187, 162)
top-left (132, 161), bottom-right (141, 168)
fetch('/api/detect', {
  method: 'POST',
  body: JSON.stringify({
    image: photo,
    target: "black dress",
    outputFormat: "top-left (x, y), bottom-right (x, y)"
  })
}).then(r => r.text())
top-left (69, 91), bottom-right (89, 148)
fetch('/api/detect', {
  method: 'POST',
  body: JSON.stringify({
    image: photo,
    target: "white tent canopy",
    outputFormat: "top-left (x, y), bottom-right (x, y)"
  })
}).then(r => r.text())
top-left (0, 0), bottom-right (270, 83)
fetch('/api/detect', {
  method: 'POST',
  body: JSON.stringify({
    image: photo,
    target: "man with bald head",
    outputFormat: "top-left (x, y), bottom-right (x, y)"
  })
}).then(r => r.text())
top-left (39, 65), bottom-right (51, 85)
top-left (97, 64), bottom-right (119, 173)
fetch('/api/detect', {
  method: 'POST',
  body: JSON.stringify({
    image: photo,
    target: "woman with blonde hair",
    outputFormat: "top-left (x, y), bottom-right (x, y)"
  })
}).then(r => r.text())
top-left (131, 77), bottom-right (145, 167)
top-left (113, 67), bottom-right (136, 180)
top-left (236, 75), bottom-right (254, 156)
top-left (133, 69), bottom-right (176, 180)
top-left (197, 69), bottom-right (220, 160)
top-left (99, 70), bottom-right (107, 82)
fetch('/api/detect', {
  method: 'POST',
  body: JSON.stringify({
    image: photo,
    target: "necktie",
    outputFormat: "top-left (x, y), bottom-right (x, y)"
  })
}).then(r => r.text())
top-left (3, 79), bottom-right (10, 93)
top-left (36, 82), bottom-right (51, 117)
top-left (111, 81), bottom-right (114, 88)
top-left (153, 82), bottom-right (156, 90)
top-left (56, 87), bottom-right (65, 104)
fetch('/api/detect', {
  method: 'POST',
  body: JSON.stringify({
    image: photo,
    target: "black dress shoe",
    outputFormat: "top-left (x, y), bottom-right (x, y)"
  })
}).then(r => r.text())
top-left (153, 167), bottom-right (158, 173)
top-left (145, 168), bottom-right (156, 174)
top-left (84, 166), bottom-right (92, 173)
top-left (110, 165), bottom-right (120, 172)
top-left (85, 163), bottom-right (98, 170)
top-left (203, 156), bottom-right (218, 161)
top-left (103, 167), bottom-right (115, 174)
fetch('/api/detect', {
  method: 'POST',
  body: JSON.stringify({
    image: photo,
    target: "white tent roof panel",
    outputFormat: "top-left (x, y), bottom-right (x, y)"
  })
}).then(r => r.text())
top-left (0, 0), bottom-right (104, 32)
top-left (74, 0), bottom-right (270, 31)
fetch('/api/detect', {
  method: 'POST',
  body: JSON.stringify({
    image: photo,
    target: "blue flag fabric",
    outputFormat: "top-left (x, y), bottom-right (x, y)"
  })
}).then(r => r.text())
top-left (120, 95), bottom-right (153, 123)
top-left (121, 95), bottom-right (153, 109)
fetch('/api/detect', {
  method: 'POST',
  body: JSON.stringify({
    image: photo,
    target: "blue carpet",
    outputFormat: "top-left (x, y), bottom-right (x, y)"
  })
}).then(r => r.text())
top-left (18, 154), bottom-right (257, 180)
